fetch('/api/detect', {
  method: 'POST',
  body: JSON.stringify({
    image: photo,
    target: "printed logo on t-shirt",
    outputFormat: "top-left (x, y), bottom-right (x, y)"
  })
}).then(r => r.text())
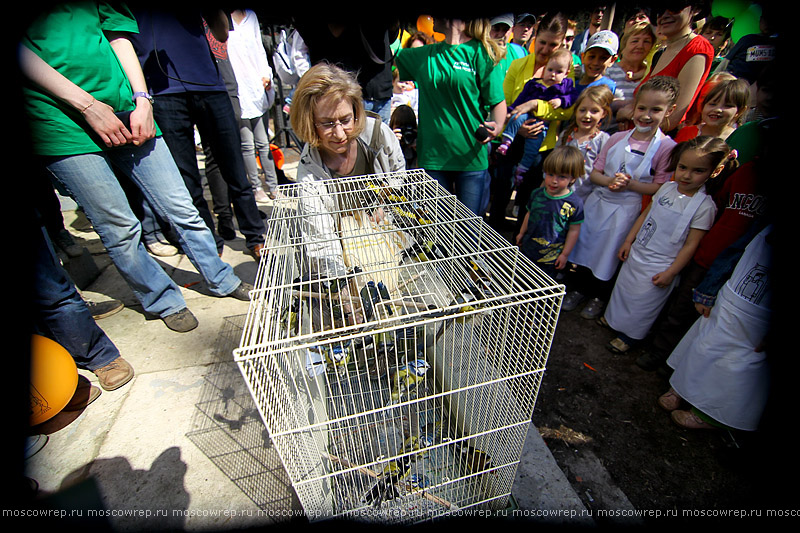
top-left (745, 45), bottom-right (775, 62)
top-left (453, 61), bottom-right (476, 74)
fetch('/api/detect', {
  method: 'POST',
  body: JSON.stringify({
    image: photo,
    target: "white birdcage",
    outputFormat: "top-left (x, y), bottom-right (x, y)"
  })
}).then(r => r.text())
top-left (234, 170), bottom-right (563, 523)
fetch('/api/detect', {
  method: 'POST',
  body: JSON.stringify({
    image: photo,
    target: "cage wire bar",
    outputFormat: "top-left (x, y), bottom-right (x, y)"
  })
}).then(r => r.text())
top-left (234, 170), bottom-right (564, 522)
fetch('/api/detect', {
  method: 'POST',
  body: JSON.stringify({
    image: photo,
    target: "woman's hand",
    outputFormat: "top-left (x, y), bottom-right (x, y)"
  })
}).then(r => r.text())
top-left (519, 118), bottom-right (546, 139)
top-left (129, 97), bottom-right (156, 146)
top-left (82, 98), bottom-right (132, 148)
top-left (262, 76), bottom-right (272, 90)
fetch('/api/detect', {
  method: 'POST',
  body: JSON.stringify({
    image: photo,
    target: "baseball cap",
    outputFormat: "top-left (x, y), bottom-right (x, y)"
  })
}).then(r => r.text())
top-left (585, 30), bottom-right (619, 56)
top-left (490, 14), bottom-right (514, 29)
top-left (515, 13), bottom-right (537, 25)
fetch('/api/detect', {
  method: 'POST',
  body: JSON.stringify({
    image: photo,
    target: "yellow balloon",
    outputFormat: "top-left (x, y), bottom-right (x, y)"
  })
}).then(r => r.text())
top-left (417, 14), bottom-right (434, 36)
top-left (29, 334), bottom-right (78, 426)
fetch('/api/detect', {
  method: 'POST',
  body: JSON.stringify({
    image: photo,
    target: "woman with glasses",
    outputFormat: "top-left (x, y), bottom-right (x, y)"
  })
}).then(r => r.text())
top-left (289, 62), bottom-right (406, 280)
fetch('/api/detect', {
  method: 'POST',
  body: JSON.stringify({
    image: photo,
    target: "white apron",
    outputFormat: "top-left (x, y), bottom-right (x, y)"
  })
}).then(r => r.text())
top-left (569, 129), bottom-right (665, 281)
top-left (667, 225), bottom-right (772, 431)
top-left (605, 182), bottom-right (709, 339)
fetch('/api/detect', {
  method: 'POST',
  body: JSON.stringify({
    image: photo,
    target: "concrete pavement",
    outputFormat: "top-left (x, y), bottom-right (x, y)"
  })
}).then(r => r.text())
top-left (21, 159), bottom-right (591, 529)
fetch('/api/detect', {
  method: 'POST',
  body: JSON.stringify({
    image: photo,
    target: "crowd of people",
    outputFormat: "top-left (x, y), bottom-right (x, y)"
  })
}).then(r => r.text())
top-left (21, 3), bottom-right (778, 438)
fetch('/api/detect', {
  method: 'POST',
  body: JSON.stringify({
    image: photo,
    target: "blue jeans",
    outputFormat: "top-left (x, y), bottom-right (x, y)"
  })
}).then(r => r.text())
top-left (153, 91), bottom-right (266, 251)
top-left (33, 214), bottom-right (120, 371)
top-left (363, 97), bottom-right (392, 124)
top-left (239, 113), bottom-right (278, 193)
top-left (45, 137), bottom-right (241, 318)
top-left (426, 169), bottom-right (489, 216)
top-left (502, 113), bottom-right (548, 170)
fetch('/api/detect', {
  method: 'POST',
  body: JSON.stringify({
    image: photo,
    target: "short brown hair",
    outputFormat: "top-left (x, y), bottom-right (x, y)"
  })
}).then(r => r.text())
top-left (290, 62), bottom-right (366, 148)
top-left (543, 145), bottom-right (585, 180)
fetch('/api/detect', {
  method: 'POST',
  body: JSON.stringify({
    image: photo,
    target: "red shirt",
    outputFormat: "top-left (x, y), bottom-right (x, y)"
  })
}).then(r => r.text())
top-left (637, 36), bottom-right (715, 125)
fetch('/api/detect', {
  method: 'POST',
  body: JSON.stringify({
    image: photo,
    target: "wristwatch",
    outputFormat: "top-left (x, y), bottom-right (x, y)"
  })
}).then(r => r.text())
top-left (132, 91), bottom-right (154, 104)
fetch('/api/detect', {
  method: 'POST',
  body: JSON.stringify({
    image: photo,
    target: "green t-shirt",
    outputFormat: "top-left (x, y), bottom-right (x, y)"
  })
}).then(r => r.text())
top-left (22, 2), bottom-right (143, 156)
top-left (395, 39), bottom-right (505, 172)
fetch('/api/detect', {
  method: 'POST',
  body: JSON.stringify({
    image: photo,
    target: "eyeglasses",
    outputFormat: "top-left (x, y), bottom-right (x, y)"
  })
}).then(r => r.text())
top-left (315, 115), bottom-right (356, 132)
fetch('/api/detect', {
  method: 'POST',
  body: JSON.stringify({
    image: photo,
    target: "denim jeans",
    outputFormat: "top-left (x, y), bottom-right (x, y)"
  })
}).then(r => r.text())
top-left (45, 137), bottom-right (241, 318)
top-left (33, 214), bottom-right (120, 371)
top-left (153, 91), bottom-right (266, 250)
top-left (239, 113), bottom-right (278, 193)
top-left (363, 97), bottom-right (392, 124)
top-left (426, 169), bottom-right (489, 216)
top-left (502, 112), bottom-right (547, 170)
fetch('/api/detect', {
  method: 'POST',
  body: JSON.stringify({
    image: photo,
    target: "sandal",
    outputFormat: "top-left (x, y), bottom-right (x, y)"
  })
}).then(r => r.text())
top-left (657, 388), bottom-right (682, 412)
top-left (596, 315), bottom-right (611, 329)
top-left (606, 337), bottom-right (630, 354)
top-left (670, 409), bottom-right (717, 430)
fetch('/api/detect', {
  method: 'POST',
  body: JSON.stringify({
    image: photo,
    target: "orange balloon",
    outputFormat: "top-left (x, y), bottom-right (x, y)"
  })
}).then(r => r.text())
top-left (30, 334), bottom-right (78, 426)
top-left (417, 14), bottom-right (434, 36)
top-left (432, 32), bottom-right (445, 42)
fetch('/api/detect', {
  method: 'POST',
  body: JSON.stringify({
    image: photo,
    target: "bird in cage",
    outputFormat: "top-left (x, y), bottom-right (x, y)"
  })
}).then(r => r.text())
top-left (279, 295), bottom-right (301, 335)
top-left (362, 455), bottom-right (414, 507)
top-left (454, 442), bottom-right (496, 476)
top-left (388, 359), bottom-right (431, 404)
top-left (316, 340), bottom-right (353, 375)
top-left (359, 280), bottom-right (394, 322)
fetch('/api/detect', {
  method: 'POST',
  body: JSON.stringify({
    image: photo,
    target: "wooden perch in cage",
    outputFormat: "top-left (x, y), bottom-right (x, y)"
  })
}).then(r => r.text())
top-left (322, 451), bottom-right (454, 510)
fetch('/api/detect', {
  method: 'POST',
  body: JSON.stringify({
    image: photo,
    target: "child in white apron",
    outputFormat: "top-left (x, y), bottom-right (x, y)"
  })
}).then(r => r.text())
top-left (602, 136), bottom-right (738, 353)
top-left (660, 223), bottom-right (772, 431)
top-left (564, 76), bottom-right (680, 320)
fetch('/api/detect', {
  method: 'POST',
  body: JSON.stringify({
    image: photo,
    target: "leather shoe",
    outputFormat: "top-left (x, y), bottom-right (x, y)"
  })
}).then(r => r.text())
top-left (93, 357), bottom-right (134, 391)
top-left (163, 308), bottom-right (199, 332)
top-left (228, 282), bottom-right (253, 301)
top-left (248, 243), bottom-right (266, 258)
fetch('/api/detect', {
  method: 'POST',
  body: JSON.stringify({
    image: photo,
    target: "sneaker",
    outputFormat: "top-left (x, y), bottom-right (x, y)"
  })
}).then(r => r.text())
top-left (561, 291), bottom-right (585, 312)
top-left (86, 299), bottom-right (124, 320)
top-left (254, 189), bottom-right (270, 203)
top-left (227, 282), bottom-right (253, 302)
top-left (146, 241), bottom-right (179, 257)
top-left (93, 357), bottom-right (134, 391)
top-left (580, 298), bottom-right (605, 320)
top-left (163, 308), bottom-right (198, 332)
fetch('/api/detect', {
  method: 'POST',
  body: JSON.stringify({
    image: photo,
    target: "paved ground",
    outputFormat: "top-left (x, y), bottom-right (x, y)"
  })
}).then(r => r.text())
top-left (18, 156), bottom-right (604, 530)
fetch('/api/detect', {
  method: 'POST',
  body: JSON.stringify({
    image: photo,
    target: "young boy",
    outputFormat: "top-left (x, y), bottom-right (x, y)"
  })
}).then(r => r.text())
top-left (699, 16), bottom-right (731, 73)
top-left (497, 49), bottom-right (578, 175)
top-left (516, 146), bottom-right (585, 278)
top-left (576, 30), bottom-right (619, 94)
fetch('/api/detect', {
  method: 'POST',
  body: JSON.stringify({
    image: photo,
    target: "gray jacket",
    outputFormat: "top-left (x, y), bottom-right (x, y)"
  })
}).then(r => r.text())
top-left (294, 113), bottom-right (407, 279)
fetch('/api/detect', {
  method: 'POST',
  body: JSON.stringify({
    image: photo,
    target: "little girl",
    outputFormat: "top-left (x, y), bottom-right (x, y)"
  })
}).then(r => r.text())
top-left (564, 76), bottom-right (680, 320)
top-left (673, 78), bottom-right (750, 143)
top-left (601, 136), bottom-right (738, 353)
top-left (559, 85), bottom-right (613, 202)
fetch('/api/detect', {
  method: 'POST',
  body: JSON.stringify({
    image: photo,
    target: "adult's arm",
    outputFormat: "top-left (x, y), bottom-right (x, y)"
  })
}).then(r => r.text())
top-left (662, 53), bottom-right (708, 132)
top-left (105, 32), bottom-right (156, 145)
top-left (203, 9), bottom-right (230, 42)
top-left (18, 44), bottom-right (132, 147)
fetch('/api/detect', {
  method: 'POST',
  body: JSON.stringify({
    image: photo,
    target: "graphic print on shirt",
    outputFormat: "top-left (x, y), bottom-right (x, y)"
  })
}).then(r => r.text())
top-left (637, 217), bottom-right (657, 247)
top-left (734, 263), bottom-right (769, 304)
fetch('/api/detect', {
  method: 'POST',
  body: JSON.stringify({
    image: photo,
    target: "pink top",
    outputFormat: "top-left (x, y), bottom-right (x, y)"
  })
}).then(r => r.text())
top-left (593, 131), bottom-right (677, 184)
